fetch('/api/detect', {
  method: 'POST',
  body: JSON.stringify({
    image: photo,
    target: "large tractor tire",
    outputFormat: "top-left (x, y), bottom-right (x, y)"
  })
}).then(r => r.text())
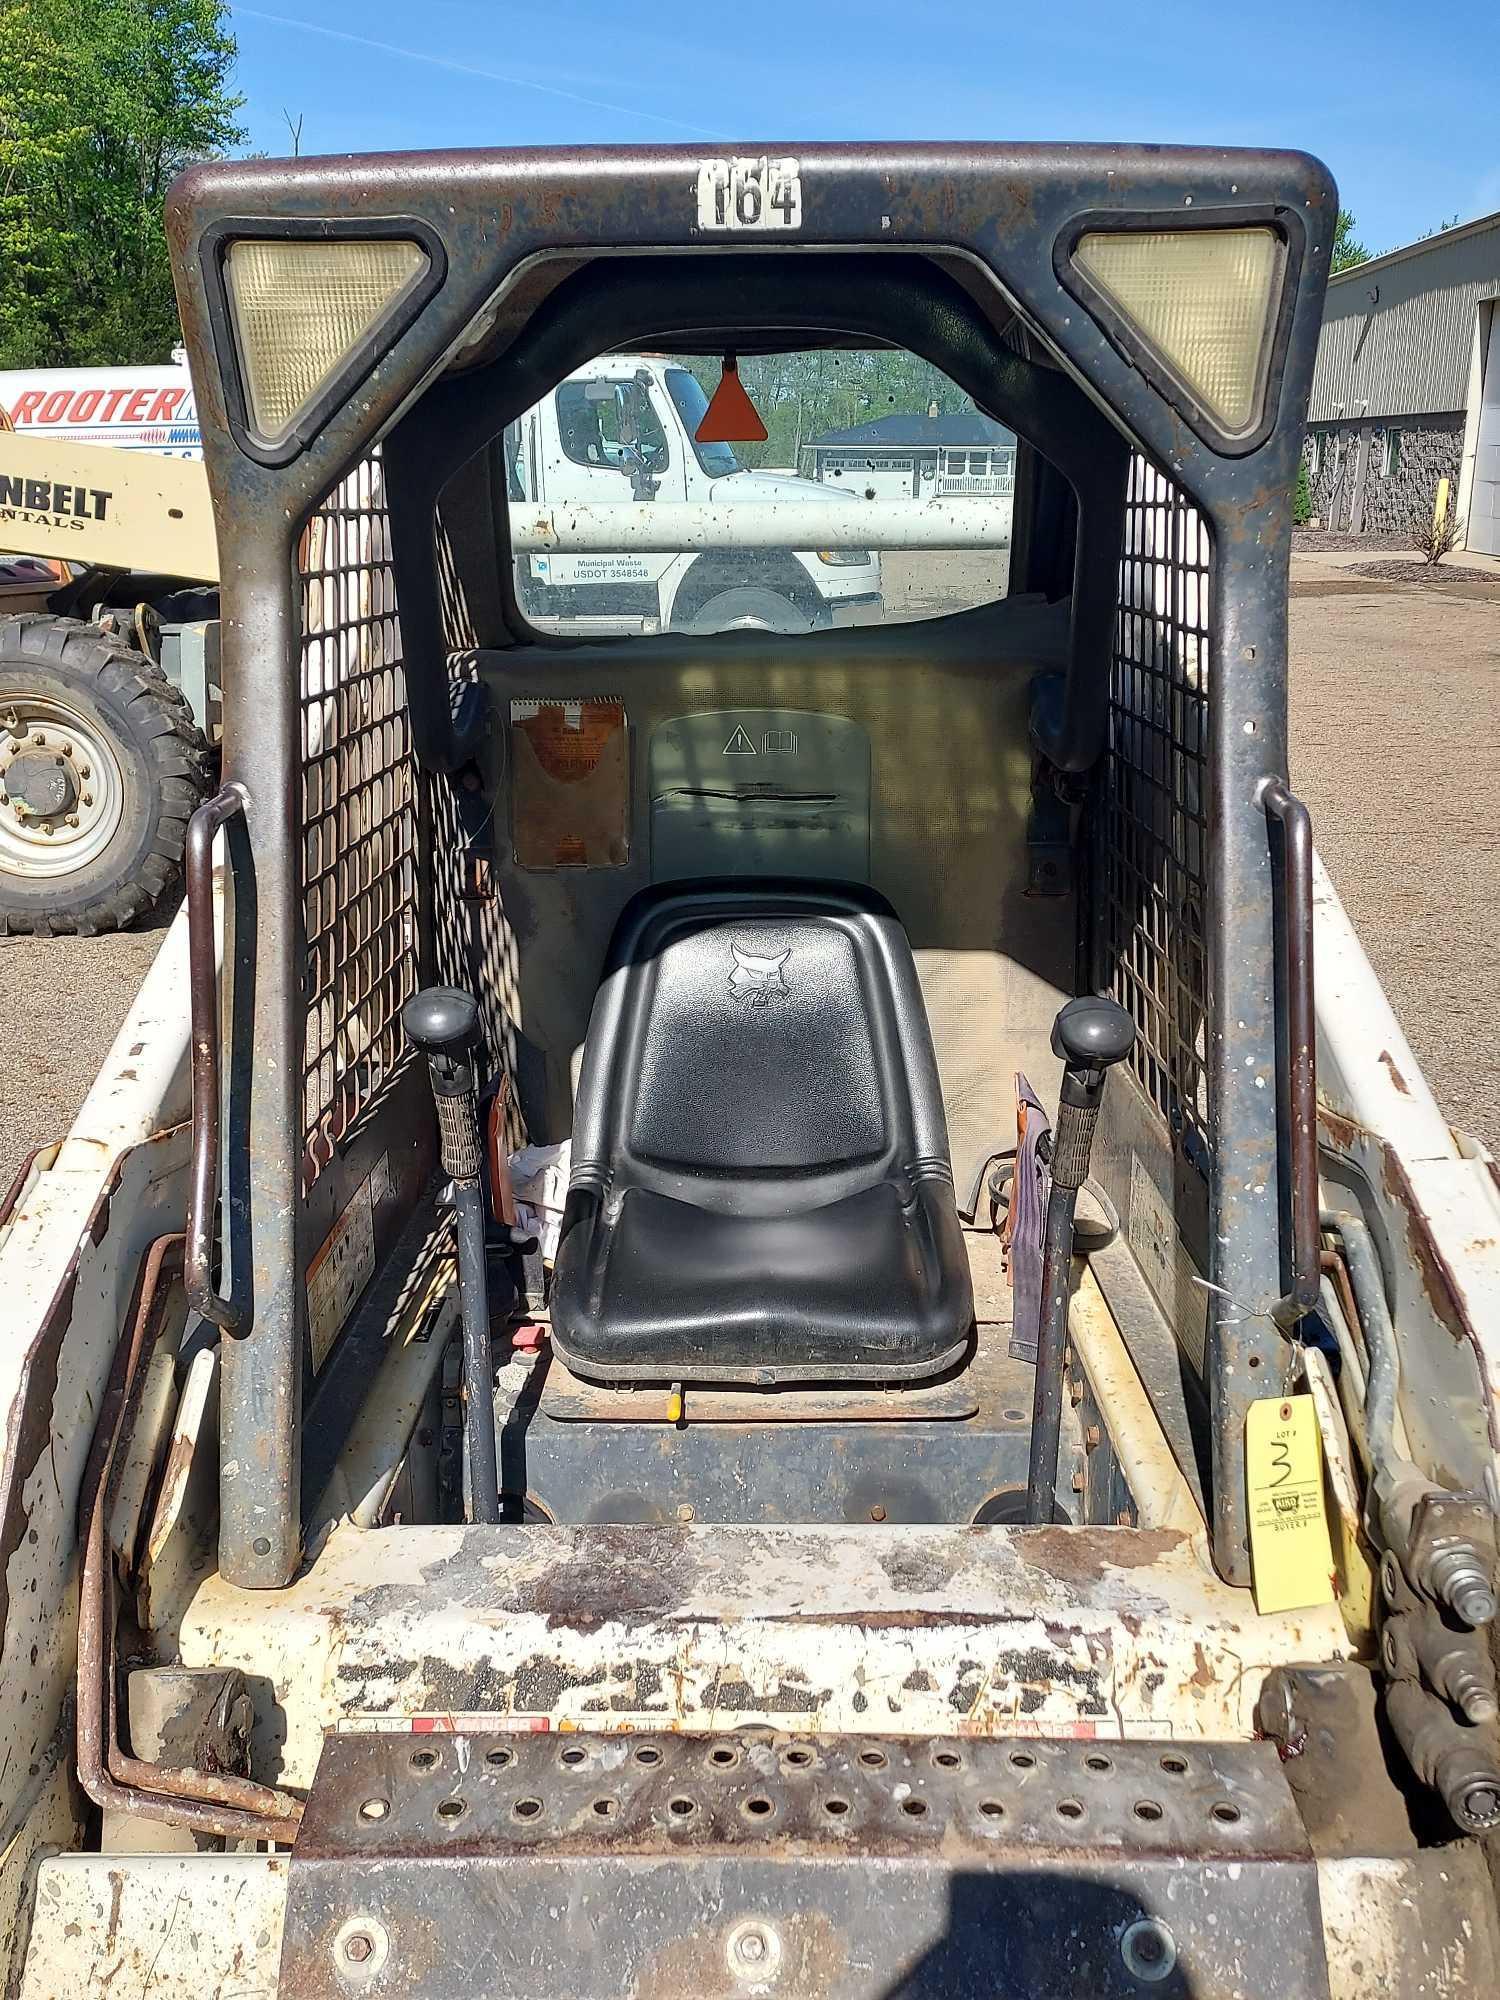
top-left (0, 614), bottom-right (209, 936)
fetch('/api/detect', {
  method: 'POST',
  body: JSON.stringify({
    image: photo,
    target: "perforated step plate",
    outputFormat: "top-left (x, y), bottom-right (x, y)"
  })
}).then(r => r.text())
top-left (279, 1729), bottom-right (1328, 1999)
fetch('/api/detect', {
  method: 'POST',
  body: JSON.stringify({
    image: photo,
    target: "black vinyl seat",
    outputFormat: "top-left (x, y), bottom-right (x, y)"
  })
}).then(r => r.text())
top-left (550, 880), bottom-right (974, 1384)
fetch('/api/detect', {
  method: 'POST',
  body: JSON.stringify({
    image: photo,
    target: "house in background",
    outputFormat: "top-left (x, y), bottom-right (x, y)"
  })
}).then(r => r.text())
top-left (1306, 210), bottom-right (1500, 553)
top-left (808, 410), bottom-right (1016, 502)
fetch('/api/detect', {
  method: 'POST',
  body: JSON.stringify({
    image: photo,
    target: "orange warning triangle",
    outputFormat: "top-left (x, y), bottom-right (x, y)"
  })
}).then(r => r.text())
top-left (695, 356), bottom-right (767, 444)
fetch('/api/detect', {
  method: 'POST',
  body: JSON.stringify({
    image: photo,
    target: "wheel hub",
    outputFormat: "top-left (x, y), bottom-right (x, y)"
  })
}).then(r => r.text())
top-left (0, 699), bottom-right (125, 878)
top-left (6, 750), bottom-right (77, 820)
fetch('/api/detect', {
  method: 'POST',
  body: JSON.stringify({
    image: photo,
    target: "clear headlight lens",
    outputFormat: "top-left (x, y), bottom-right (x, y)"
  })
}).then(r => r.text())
top-left (1072, 226), bottom-right (1283, 435)
top-left (225, 238), bottom-right (427, 440)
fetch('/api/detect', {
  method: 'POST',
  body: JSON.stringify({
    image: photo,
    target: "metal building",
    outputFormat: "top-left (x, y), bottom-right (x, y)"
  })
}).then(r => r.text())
top-left (1306, 209), bottom-right (1500, 553)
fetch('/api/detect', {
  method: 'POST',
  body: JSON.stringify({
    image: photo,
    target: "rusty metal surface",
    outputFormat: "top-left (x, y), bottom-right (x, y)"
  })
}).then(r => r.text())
top-left (1317, 1098), bottom-right (1496, 1485)
top-left (75, 1233), bottom-right (304, 1842)
top-left (185, 781), bottom-right (247, 1335)
top-left (1262, 778), bottom-right (1319, 1320)
top-left (163, 143), bottom-right (1337, 1595)
top-left (276, 1726), bottom-right (1324, 1999)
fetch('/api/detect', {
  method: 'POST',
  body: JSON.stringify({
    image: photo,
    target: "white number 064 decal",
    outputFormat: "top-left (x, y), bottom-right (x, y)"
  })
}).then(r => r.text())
top-left (696, 156), bottom-right (802, 232)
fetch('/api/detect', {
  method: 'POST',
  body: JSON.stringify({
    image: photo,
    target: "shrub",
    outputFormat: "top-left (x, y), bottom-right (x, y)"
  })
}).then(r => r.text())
top-left (1412, 503), bottom-right (1462, 566)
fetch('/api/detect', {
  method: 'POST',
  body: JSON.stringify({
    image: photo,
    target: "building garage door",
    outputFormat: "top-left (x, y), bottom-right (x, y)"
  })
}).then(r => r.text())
top-left (1472, 308), bottom-right (1500, 557)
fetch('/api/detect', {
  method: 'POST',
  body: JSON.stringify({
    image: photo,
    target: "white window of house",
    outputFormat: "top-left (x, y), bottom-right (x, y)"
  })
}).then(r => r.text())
top-left (1381, 428), bottom-right (1402, 477)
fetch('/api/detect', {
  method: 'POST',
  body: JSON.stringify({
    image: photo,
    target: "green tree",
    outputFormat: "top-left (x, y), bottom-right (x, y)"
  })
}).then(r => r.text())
top-left (1331, 208), bottom-right (1370, 273)
top-left (0, 0), bottom-right (244, 368)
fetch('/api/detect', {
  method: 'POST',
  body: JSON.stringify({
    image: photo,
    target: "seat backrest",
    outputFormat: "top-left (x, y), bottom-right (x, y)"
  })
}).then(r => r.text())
top-left (569, 880), bottom-right (956, 1217)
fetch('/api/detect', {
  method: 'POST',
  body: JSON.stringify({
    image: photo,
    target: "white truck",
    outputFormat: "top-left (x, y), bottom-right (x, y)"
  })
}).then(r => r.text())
top-left (507, 354), bottom-right (882, 634)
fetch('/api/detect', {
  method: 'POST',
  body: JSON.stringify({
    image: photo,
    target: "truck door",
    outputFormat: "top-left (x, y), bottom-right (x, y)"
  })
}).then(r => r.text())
top-left (520, 372), bottom-right (684, 631)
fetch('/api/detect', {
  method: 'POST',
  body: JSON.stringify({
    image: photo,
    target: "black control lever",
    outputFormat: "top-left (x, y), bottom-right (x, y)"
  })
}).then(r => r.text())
top-left (1025, 996), bottom-right (1136, 1525)
top-left (404, 986), bottom-right (501, 1525)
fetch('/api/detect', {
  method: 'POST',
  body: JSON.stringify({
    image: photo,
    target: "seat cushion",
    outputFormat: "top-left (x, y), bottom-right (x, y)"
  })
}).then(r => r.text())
top-left (550, 880), bottom-right (975, 1384)
top-left (553, 1180), bottom-right (972, 1382)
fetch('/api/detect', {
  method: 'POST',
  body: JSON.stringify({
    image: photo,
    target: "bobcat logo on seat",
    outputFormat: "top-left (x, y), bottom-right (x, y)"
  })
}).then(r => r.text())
top-left (728, 941), bottom-right (791, 1009)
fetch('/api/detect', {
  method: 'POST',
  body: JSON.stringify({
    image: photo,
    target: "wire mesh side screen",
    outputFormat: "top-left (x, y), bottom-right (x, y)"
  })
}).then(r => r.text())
top-left (1095, 453), bottom-right (1213, 1172)
top-left (428, 500), bottom-right (526, 1151)
top-left (299, 451), bottom-right (420, 1189)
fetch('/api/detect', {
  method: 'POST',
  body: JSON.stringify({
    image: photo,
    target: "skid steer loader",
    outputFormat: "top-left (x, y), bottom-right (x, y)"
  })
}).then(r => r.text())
top-left (1, 141), bottom-right (1498, 1998)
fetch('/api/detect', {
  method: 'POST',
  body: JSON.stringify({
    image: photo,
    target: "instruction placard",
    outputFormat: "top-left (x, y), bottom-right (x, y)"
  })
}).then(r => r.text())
top-left (1246, 1394), bottom-right (1336, 1615)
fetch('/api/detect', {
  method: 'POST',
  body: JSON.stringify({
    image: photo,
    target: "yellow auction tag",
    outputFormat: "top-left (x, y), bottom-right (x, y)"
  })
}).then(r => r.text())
top-left (1246, 1394), bottom-right (1336, 1615)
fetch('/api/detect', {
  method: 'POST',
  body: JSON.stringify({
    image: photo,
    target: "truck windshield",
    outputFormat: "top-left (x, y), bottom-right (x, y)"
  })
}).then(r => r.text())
top-left (665, 369), bottom-right (742, 476)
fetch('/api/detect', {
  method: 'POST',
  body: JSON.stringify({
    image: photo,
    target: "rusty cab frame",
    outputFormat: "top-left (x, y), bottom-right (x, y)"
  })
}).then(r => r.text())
top-left (165, 144), bottom-right (1332, 1592)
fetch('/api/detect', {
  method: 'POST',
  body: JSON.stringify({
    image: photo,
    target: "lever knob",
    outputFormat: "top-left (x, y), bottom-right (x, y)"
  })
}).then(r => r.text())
top-left (403, 985), bottom-right (480, 1058)
top-left (1051, 995), bottom-right (1136, 1073)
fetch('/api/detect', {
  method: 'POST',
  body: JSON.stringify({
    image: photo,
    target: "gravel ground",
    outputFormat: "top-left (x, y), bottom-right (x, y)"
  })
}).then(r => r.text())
top-left (0, 894), bottom-right (178, 1191)
top-left (0, 561), bottom-right (1493, 1191)
top-left (1290, 573), bottom-right (1500, 1149)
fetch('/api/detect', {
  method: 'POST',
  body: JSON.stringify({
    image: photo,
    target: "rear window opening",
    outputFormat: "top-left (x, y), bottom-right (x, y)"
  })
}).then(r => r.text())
top-left (502, 347), bottom-right (1015, 639)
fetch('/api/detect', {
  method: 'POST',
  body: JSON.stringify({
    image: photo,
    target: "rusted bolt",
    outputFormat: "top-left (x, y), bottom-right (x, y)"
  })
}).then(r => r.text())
top-left (1116, 1510), bottom-right (1133, 1526)
top-left (676, 1503), bottom-right (695, 1522)
top-left (869, 1504), bottom-right (887, 1522)
top-left (1071, 1469), bottom-right (1086, 1493)
top-left (1120, 1917), bottom-right (1176, 1981)
top-left (1085, 1425), bottom-right (1102, 1450)
top-left (79, 764), bottom-right (90, 778)
top-left (344, 1933), bottom-right (374, 1964)
top-left (61, 743), bottom-right (73, 758)
top-left (727, 1920), bottom-right (781, 1979)
top-left (31, 732), bottom-right (44, 745)
top-left (1068, 1378), bottom-right (1084, 1406)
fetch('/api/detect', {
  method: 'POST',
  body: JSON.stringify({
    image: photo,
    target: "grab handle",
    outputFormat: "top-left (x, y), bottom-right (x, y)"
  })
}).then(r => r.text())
top-left (1260, 778), bottom-right (1319, 1322)
top-left (185, 782), bottom-right (248, 1334)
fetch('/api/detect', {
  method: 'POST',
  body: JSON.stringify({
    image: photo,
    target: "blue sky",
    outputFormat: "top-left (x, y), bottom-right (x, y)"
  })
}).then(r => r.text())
top-left (228, 1), bottom-right (1500, 257)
